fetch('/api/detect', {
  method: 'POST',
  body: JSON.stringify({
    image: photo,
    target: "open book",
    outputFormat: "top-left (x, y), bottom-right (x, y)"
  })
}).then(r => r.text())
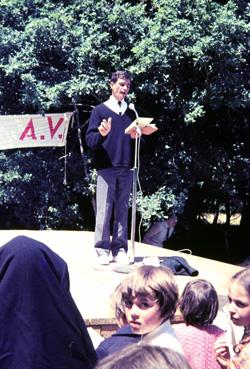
top-left (125, 118), bottom-right (158, 135)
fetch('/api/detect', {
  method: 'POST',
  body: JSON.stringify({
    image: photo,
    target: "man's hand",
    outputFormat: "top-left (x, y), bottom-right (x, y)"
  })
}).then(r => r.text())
top-left (98, 117), bottom-right (112, 137)
top-left (130, 127), bottom-right (142, 139)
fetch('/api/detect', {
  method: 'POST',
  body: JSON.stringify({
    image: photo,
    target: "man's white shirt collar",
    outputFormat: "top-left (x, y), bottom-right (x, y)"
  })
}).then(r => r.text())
top-left (104, 96), bottom-right (127, 115)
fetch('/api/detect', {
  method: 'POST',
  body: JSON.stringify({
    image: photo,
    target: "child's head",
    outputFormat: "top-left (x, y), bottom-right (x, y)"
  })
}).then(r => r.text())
top-left (228, 267), bottom-right (250, 328)
top-left (178, 279), bottom-right (219, 326)
top-left (111, 265), bottom-right (178, 335)
top-left (95, 344), bottom-right (191, 369)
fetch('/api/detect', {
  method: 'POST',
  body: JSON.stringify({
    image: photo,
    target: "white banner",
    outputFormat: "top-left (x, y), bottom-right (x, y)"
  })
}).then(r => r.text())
top-left (0, 112), bottom-right (73, 150)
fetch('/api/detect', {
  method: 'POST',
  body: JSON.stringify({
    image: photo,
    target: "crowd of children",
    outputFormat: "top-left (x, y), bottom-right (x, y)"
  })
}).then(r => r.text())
top-left (0, 235), bottom-right (249, 369)
top-left (95, 264), bottom-right (250, 369)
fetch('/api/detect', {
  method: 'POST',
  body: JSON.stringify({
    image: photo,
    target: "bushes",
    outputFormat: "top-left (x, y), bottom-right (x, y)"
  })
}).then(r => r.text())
top-left (0, 0), bottom-right (248, 238)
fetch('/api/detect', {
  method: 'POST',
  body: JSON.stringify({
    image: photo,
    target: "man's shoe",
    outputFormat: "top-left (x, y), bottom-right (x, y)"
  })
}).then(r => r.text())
top-left (97, 254), bottom-right (110, 265)
top-left (112, 251), bottom-right (130, 265)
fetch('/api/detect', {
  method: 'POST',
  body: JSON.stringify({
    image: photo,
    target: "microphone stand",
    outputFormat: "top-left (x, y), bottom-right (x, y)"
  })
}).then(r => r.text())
top-left (72, 98), bottom-right (88, 178)
top-left (128, 110), bottom-right (141, 264)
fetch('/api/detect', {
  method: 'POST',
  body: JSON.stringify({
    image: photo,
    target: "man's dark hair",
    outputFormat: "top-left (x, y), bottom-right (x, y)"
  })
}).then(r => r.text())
top-left (110, 70), bottom-right (131, 83)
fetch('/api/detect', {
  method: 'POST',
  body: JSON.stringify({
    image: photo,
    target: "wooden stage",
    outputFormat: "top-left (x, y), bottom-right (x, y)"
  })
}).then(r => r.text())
top-left (0, 230), bottom-right (243, 337)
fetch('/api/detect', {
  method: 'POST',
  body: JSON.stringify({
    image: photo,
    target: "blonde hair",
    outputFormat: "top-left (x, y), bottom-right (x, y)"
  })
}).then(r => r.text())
top-left (111, 265), bottom-right (178, 325)
top-left (231, 267), bottom-right (250, 295)
top-left (96, 344), bottom-right (191, 369)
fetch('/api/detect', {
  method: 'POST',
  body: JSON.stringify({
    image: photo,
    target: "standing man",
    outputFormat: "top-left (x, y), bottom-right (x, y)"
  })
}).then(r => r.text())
top-left (86, 71), bottom-right (136, 265)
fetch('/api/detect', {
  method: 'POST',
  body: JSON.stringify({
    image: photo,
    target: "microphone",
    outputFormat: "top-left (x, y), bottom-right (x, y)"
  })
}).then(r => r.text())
top-left (128, 103), bottom-right (139, 120)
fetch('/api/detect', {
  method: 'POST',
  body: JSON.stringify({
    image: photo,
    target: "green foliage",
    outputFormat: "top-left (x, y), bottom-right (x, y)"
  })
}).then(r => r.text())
top-left (0, 0), bottom-right (249, 230)
top-left (0, 0), bottom-right (148, 111)
top-left (0, 148), bottom-right (89, 229)
top-left (136, 187), bottom-right (188, 229)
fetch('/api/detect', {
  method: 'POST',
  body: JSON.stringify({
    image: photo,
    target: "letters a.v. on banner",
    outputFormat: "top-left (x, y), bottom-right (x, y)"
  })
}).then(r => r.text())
top-left (0, 112), bottom-right (73, 150)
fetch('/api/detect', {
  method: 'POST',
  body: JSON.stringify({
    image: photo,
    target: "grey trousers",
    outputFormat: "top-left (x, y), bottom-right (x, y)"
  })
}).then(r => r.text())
top-left (94, 167), bottom-right (133, 257)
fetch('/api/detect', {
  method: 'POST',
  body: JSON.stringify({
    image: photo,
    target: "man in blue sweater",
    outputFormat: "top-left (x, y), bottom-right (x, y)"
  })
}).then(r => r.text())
top-left (86, 71), bottom-right (136, 265)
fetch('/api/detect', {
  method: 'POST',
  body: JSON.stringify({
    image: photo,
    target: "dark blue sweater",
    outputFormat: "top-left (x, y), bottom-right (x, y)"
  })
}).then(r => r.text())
top-left (96, 325), bottom-right (141, 360)
top-left (86, 103), bottom-right (136, 170)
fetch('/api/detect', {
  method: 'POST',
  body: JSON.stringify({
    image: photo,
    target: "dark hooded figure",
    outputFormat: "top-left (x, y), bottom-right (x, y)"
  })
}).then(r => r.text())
top-left (0, 235), bottom-right (97, 369)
